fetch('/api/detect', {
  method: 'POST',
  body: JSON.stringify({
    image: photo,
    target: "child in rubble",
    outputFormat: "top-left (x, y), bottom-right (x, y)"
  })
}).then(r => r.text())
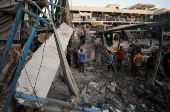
top-left (108, 51), bottom-right (116, 75)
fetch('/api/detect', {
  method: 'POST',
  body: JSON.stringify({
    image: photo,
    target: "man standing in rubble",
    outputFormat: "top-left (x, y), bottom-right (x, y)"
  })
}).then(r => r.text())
top-left (101, 34), bottom-right (105, 46)
top-left (107, 33), bottom-right (111, 46)
top-left (145, 52), bottom-right (156, 81)
top-left (66, 48), bottom-right (72, 66)
top-left (116, 46), bottom-right (124, 72)
top-left (77, 48), bottom-right (80, 54)
top-left (150, 38), bottom-right (153, 47)
top-left (132, 49), bottom-right (143, 79)
top-left (164, 50), bottom-right (170, 78)
top-left (73, 48), bottom-right (78, 68)
top-left (80, 27), bottom-right (87, 44)
top-left (78, 49), bottom-right (86, 73)
top-left (108, 51), bottom-right (116, 74)
top-left (131, 50), bottom-right (136, 73)
top-left (83, 27), bottom-right (87, 44)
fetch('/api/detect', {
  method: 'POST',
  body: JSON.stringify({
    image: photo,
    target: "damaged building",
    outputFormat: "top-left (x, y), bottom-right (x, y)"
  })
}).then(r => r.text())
top-left (0, 0), bottom-right (170, 112)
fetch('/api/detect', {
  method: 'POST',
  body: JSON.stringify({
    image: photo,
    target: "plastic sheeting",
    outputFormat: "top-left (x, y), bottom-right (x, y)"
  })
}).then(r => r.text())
top-left (0, 0), bottom-right (20, 40)
top-left (16, 23), bottom-right (73, 103)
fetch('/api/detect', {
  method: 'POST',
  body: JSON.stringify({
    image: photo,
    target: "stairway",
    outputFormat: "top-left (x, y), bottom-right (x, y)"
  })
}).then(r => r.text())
top-left (72, 31), bottom-right (93, 50)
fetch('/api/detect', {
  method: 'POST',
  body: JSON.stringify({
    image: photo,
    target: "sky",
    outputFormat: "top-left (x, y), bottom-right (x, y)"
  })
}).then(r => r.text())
top-left (68, 0), bottom-right (170, 9)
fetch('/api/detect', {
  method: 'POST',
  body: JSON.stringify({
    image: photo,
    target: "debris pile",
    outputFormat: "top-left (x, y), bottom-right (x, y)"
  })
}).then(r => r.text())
top-left (65, 38), bottom-right (170, 112)
top-left (0, 44), bottom-right (34, 111)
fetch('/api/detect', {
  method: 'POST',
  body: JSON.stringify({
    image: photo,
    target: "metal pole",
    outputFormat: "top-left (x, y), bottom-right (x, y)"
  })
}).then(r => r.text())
top-left (14, 93), bottom-right (102, 112)
top-left (152, 27), bottom-right (163, 81)
top-left (0, 3), bottom-right (24, 76)
top-left (55, 0), bottom-right (57, 4)
top-left (50, 0), bottom-right (54, 14)
top-left (91, 11), bottom-right (92, 21)
top-left (3, 8), bottom-right (50, 111)
top-left (22, 8), bottom-right (49, 25)
top-left (3, 18), bottom-right (41, 112)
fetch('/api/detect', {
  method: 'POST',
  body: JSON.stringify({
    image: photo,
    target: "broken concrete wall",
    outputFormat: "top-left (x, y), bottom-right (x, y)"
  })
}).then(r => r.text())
top-left (16, 23), bottom-right (73, 103)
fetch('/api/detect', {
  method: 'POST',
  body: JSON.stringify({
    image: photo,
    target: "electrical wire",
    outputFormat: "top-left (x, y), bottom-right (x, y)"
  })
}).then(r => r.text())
top-left (33, 30), bottom-right (48, 91)
top-left (16, 3), bottom-right (49, 109)
top-left (19, 17), bottom-right (43, 110)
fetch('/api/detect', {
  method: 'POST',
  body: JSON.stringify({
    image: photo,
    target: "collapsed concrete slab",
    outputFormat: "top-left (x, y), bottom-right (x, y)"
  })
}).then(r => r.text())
top-left (16, 23), bottom-right (73, 104)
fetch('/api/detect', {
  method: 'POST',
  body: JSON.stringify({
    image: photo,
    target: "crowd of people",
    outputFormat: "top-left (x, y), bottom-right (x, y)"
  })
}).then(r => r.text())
top-left (67, 31), bottom-right (170, 81)
top-left (67, 47), bottom-right (86, 73)
top-left (107, 38), bottom-right (170, 80)
top-left (92, 15), bottom-right (148, 22)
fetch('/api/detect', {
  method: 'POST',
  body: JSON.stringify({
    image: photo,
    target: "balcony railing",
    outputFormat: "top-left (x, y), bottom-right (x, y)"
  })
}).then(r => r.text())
top-left (89, 27), bottom-right (150, 32)
top-left (73, 17), bottom-right (150, 23)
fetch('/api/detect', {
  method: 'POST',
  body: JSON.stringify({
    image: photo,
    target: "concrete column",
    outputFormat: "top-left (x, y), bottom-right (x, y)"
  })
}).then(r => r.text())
top-left (79, 10), bottom-right (80, 21)
top-left (91, 11), bottom-right (92, 21)
top-left (102, 12), bottom-right (103, 21)
top-left (122, 13), bottom-right (123, 21)
top-left (85, 11), bottom-right (86, 21)
top-left (145, 14), bottom-right (147, 22)
top-left (97, 11), bottom-right (98, 21)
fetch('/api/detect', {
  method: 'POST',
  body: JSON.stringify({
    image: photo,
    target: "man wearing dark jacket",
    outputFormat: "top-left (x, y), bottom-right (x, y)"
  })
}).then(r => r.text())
top-left (73, 49), bottom-right (78, 68)
top-left (145, 52), bottom-right (156, 80)
top-left (164, 52), bottom-right (170, 78)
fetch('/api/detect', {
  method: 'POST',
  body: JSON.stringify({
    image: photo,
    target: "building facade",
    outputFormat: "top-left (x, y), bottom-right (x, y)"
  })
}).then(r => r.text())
top-left (70, 3), bottom-right (156, 30)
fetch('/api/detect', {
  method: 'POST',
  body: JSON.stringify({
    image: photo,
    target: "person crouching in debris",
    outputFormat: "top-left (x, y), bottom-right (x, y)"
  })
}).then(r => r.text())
top-left (78, 49), bottom-right (86, 73)
top-left (108, 51), bottom-right (116, 74)
top-left (132, 49), bottom-right (143, 79)
top-left (116, 46), bottom-right (124, 72)
top-left (145, 52), bottom-right (156, 81)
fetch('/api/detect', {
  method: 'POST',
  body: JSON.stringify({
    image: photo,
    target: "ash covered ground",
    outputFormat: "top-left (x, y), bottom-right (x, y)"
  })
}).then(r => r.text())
top-left (48, 39), bottom-right (170, 112)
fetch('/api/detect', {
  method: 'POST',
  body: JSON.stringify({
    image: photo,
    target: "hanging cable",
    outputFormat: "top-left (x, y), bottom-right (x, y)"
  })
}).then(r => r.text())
top-left (19, 17), bottom-right (43, 110)
top-left (33, 27), bottom-right (49, 91)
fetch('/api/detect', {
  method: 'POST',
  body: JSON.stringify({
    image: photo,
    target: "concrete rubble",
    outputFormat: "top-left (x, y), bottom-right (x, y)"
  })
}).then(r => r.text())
top-left (16, 23), bottom-right (73, 103)
top-left (0, 9), bottom-right (169, 112)
top-left (1, 32), bottom-right (170, 112)
top-left (0, 44), bottom-right (34, 111)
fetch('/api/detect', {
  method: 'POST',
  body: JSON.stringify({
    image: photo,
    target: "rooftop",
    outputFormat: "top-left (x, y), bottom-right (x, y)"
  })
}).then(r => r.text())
top-left (124, 3), bottom-right (155, 9)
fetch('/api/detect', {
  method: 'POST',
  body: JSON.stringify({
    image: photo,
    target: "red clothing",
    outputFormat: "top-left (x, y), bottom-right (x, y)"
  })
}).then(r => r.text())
top-left (116, 50), bottom-right (123, 60)
top-left (165, 46), bottom-right (169, 52)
